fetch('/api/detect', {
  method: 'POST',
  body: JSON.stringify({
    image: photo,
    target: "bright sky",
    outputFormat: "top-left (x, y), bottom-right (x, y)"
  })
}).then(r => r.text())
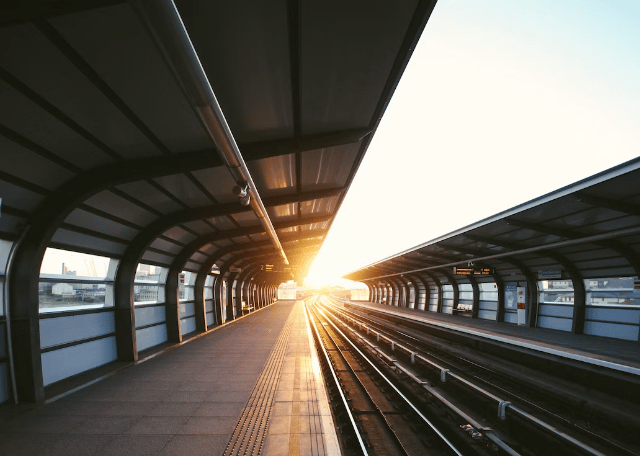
top-left (305, 0), bottom-right (640, 288)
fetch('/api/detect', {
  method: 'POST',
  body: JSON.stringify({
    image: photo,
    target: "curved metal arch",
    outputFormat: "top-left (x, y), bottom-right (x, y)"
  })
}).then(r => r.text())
top-left (417, 270), bottom-right (443, 312)
top-left (407, 274), bottom-right (428, 310)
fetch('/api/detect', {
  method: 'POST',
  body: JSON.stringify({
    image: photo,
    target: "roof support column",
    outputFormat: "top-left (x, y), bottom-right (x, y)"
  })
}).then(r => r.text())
top-left (7, 237), bottom-right (45, 403)
top-left (365, 282), bottom-right (374, 302)
top-left (194, 268), bottom-right (207, 332)
top-left (386, 280), bottom-right (395, 306)
top-left (468, 275), bottom-right (480, 319)
top-left (492, 274), bottom-right (505, 322)
top-left (410, 274), bottom-right (430, 311)
top-left (164, 268), bottom-right (182, 342)
top-left (112, 254), bottom-right (138, 362)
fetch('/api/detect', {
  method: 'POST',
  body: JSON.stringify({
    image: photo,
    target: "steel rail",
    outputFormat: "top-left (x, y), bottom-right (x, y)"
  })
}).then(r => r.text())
top-left (131, 0), bottom-right (288, 265)
top-left (305, 298), bottom-right (369, 455)
top-left (315, 297), bottom-right (465, 456)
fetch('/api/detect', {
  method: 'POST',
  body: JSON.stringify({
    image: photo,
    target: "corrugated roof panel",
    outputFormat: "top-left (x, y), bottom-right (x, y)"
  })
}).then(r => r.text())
top-left (152, 174), bottom-right (212, 208)
top-left (247, 154), bottom-right (296, 197)
top-left (162, 226), bottom-right (197, 245)
top-left (182, 220), bottom-right (216, 236)
top-left (190, 167), bottom-right (238, 204)
top-left (50, 4), bottom-right (213, 153)
top-left (64, 208), bottom-right (140, 241)
top-left (231, 211), bottom-right (260, 227)
top-left (141, 250), bottom-right (173, 266)
top-left (206, 216), bottom-right (237, 231)
top-left (149, 238), bottom-right (182, 255)
top-left (176, 0), bottom-right (293, 143)
top-left (299, 195), bottom-right (339, 216)
top-left (115, 181), bottom-right (183, 215)
top-left (0, 182), bottom-right (45, 213)
top-left (267, 203), bottom-right (297, 220)
top-left (84, 190), bottom-right (158, 226)
top-left (300, 142), bottom-right (360, 191)
top-left (52, 228), bottom-right (127, 257)
top-left (0, 135), bottom-right (75, 191)
top-left (0, 80), bottom-right (113, 170)
top-left (0, 22), bottom-right (159, 158)
top-left (300, 0), bottom-right (418, 134)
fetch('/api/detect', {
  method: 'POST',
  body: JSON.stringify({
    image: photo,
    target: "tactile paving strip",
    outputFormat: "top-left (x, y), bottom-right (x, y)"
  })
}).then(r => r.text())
top-left (223, 308), bottom-right (296, 456)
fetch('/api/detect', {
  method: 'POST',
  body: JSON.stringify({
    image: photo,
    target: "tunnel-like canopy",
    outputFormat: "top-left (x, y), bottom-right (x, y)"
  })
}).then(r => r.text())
top-left (0, 0), bottom-right (439, 402)
top-left (344, 159), bottom-right (640, 338)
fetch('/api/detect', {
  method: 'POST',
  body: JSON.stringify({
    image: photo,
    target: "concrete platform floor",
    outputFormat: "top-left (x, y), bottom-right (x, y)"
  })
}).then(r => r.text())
top-left (0, 301), bottom-right (339, 456)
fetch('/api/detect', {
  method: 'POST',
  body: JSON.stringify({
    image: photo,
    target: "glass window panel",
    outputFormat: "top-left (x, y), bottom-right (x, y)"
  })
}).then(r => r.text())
top-left (205, 275), bottom-right (214, 287)
top-left (584, 277), bottom-right (640, 306)
top-left (204, 287), bottom-right (213, 299)
top-left (479, 283), bottom-right (497, 291)
top-left (459, 291), bottom-right (473, 300)
top-left (459, 283), bottom-right (473, 291)
top-left (538, 280), bottom-right (574, 305)
top-left (39, 281), bottom-right (111, 313)
top-left (480, 291), bottom-right (498, 301)
top-left (40, 248), bottom-right (114, 280)
top-left (0, 281), bottom-right (4, 317)
top-left (181, 271), bottom-right (196, 286)
top-left (0, 239), bottom-right (13, 275)
top-left (179, 286), bottom-right (195, 302)
top-left (134, 285), bottom-right (164, 304)
top-left (135, 264), bottom-right (166, 283)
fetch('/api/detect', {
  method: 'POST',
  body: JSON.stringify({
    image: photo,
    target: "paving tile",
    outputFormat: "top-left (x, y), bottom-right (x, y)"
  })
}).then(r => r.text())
top-left (102, 401), bottom-right (159, 416)
top-left (38, 434), bottom-right (115, 456)
top-left (175, 381), bottom-right (220, 391)
top-left (146, 402), bottom-right (201, 417)
top-left (262, 432), bottom-right (290, 456)
top-left (95, 434), bottom-right (173, 456)
top-left (178, 416), bottom-right (237, 435)
top-left (124, 416), bottom-right (188, 434)
top-left (270, 401), bottom-right (292, 416)
top-left (162, 391), bottom-right (210, 402)
top-left (266, 414), bottom-right (290, 435)
top-left (205, 391), bottom-right (251, 402)
top-left (0, 432), bottom-right (62, 456)
top-left (70, 416), bottom-right (140, 435)
top-left (157, 435), bottom-right (229, 456)
top-left (193, 402), bottom-right (245, 417)
top-left (3, 414), bottom-right (86, 434)
top-left (58, 400), bottom-right (119, 416)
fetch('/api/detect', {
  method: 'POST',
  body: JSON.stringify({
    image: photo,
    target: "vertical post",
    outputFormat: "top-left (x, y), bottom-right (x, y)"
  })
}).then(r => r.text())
top-left (113, 255), bottom-right (138, 362)
top-left (165, 267), bottom-right (182, 342)
top-left (194, 269), bottom-right (207, 331)
top-left (469, 276), bottom-right (479, 319)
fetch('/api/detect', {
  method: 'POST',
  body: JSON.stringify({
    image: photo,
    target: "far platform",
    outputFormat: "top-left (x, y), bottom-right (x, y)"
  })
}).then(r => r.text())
top-left (343, 300), bottom-right (640, 376)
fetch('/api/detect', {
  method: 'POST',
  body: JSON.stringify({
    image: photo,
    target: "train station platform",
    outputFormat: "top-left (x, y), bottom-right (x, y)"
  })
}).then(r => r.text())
top-left (345, 300), bottom-right (640, 376)
top-left (0, 301), bottom-right (339, 456)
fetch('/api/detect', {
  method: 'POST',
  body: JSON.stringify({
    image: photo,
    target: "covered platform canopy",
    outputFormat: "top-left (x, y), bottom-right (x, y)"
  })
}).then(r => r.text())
top-left (344, 158), bottom-right (640, 341)
top-left (0, 0), bottom-right (438, 402)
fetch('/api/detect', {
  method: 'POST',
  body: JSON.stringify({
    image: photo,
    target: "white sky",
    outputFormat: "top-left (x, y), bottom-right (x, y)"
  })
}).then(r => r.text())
top-left (305, 0), bottom-right (640, 288)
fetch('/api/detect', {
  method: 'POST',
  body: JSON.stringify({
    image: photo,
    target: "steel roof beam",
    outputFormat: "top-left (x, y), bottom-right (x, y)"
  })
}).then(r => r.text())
top-left (132, 0), bottom-right (290, 264)
top-left (576, 193), bottom-right (640, 218)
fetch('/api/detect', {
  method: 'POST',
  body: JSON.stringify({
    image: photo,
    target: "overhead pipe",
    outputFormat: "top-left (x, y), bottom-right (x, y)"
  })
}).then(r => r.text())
top-left (131, 0), bottom-right (288, 265)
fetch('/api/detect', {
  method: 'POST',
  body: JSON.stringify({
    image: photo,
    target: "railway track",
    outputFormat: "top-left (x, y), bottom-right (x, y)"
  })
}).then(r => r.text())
top-left (311, 295), bottom-right (640, 456)
top-left (306, 296), bottom-right (501, 455)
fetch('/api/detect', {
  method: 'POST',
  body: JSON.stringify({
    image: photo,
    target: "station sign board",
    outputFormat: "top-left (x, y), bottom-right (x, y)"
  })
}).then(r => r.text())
top-left (538, 269), bottom-right (561, 279)
top-left (453, 267), bottom-right (494, 275)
